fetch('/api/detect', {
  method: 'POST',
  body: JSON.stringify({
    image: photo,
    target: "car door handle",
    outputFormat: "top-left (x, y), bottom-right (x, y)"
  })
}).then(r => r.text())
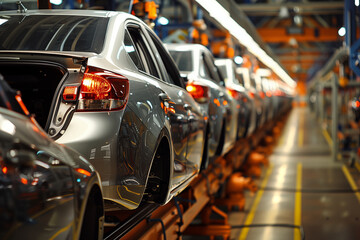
top-left (159, 93), bottom-right (170, 101)
top-left (184, 104), bottom-right (192, 111)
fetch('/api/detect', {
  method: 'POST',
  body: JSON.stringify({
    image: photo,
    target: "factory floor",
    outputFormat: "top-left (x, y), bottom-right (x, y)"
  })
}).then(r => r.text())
top-left (230, 106), bottom-right (360, 240)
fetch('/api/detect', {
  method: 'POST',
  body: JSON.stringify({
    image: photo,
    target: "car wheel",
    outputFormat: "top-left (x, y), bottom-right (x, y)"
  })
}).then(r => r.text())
top-left (144, 140), bottom-right (170, 204)
top-left (200, 125), bottom-right (210, 170)
top-left (79, 188), bottom-right (104, 240)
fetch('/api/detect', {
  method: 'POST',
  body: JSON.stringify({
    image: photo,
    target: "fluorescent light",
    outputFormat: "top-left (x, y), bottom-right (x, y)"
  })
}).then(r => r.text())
top-left (338, 27), bottom-right (346, 37)
top-left (158, 16), bottom-right (169, 25)
top-left (234, 56), bottom-right (243, 65)
top-left (356, 0), bottom-right (359, 7)
top-left (195, 0), bottom-right (296, 88)
top-left (0, 19), bottom-right (8, 26)
top-left (50, 0), bottom-right (62, 5)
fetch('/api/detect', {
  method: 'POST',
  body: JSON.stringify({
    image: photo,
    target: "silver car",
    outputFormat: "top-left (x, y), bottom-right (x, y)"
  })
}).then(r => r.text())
top-left (237, 67), bottom-right (265, 129)
top-left (166, 43), bottom-right (239, 168)
top-left (0, 10), bottom-right (206, 210)
top-left (215, 58), bottom-right (256, 138)
top-left (0, 76), bottom-right (104, 240)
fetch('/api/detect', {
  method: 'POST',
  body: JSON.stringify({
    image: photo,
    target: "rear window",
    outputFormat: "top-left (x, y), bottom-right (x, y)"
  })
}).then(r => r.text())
top-left (168, 50), bottom-right (193, 72)
top-left (0, 15), bottom-right (108, 53)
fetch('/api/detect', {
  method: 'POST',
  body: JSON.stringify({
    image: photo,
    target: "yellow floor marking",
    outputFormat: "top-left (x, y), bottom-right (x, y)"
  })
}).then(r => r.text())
top-left (342, 165), bottom-right (360, 204)
top-left (322, 129), bottom-right (332, 147)
top-left (298, 113), bottom-right (304, 147)
top-left (355, 162), bottom-right (360, 173)
top-left (50, 221), bottom-right (74, 240)
top-left (294, 163), bottom-right (302, 240)
top-left (298, 129), bottom-right (304, 147)
top-left (239, 164), bottom-right (273, 240)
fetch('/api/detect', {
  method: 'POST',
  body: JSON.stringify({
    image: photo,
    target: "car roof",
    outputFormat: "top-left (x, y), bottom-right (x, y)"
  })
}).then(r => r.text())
top-left (0, 9), bottom-right (129, 18)
top-left (165, 43), bottom-right (207, 53)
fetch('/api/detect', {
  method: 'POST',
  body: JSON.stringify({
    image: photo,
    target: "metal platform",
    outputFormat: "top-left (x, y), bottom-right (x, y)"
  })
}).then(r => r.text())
top-left (231, 107), bottom-right (360, 240)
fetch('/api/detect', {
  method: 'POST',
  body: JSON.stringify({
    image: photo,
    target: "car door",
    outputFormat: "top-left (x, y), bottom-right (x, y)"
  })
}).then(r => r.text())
top-left (203, 51), bottom-right (238, 154)
top-left (145, 29), bottom-right (205, 178)
top-left (125, 22), bottom-right (191, 188)
top-left (0, 121), bottom-right (75, 239)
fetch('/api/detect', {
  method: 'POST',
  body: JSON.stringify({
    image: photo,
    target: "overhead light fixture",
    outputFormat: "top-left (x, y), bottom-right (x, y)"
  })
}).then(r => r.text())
top-left (195, 0), bottom-right (296, 88)
top-left (50, 0), bottom-right (62, 5)
top-left (158, 16), bottom-right (169, 25)
top-left (234, 56), bottom-right (243, 65)
top-left (356, 0), bottom-right (359, 7)
top-left (0, 19), bottom-right (8, 26)
top-left (338, 27), bottom-right (346, 37)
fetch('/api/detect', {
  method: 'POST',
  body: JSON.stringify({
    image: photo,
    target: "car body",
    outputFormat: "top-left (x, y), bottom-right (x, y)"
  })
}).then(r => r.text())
top-left (0, 75), bottom-right (104, 240)
top-left (0, 10), bottom-right (206, 210)
top-left (253, 68), bottom-right (276, 123)
top-left (215, 58), bottom-right (256, 138)
top-left (237, 67), bottom-right (265, 129)
top-left (166, 43), bottom-right (238, 168)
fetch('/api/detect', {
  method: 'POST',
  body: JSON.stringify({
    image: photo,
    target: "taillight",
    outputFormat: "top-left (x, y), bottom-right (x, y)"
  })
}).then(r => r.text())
top-left (356, 101), bottom-right (360, 108)
top-left (260, 91), bottom-right (265, 99)
top-left (274, 89), bottom-right (283, 96)
top-left (266, 91), bottom-right (272, 97)
top-left (186, 82), bottom-right (210, 103)
top-left (227, 88), bottom-right (239, 99)
top-left (77, 67), bottom-right (129, 111)
top-left (249, 92), bottom-right (255, 99)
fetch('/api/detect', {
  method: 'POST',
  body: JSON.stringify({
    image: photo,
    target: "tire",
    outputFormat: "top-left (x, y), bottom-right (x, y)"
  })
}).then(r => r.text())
top-left (79, 189), bottom-right (104, 240)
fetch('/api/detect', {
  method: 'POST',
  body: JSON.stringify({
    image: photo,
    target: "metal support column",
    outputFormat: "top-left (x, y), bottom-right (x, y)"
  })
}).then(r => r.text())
top-left (319, 82), bottom-right (325, 123)
top-left (331, 74), bottom-right (339, 161)
top-left (345, 0), bottom-right (360, 77)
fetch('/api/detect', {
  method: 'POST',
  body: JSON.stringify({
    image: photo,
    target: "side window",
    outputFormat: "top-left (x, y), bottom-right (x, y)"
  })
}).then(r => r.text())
top-left (124, 30), bottom-right (145, 72)
top-left (147, 30), bottom-right (185, 88)
top-left (200, 55), bottom-right (212, 79)
top-left (126, 26), bottom-right (160, 78)
top-left (235, 70), bottom-right (245, 86)
top-left (202, 52), bottom-right (221, 84)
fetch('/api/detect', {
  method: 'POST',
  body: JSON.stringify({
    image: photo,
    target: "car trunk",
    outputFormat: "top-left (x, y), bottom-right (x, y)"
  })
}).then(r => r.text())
top-left (0, 53), bottom-right (86, 137)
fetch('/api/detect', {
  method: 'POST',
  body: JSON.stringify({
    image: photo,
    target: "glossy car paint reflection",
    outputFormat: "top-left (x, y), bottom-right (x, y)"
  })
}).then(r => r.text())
top-left (0, 108), bottom-right (104, 240)
top-left (215, 58), bottom-right (256, 138)
top-left (166, 43), bottom-right (238, 165)
top-left (0, 10), bottom-right (206, 210)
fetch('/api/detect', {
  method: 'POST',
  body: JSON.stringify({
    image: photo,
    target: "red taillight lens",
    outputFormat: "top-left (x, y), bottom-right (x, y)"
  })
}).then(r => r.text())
top-left (356, 101), bottom-right (360, 108)
top-left (77, 67), bottom-right (129, 111)
top-left (274, 89), bottom-right (282, 96)
top-left (227, 88), bottom-right (239, 99)
top-left (186, 82), bottom-right (210, 103)
top-left (266, 91), bottom-right (272, 97)
top-left (249, 92), bottom-right (255, 99)
top-left (260, 91), bottom-right (265, 99)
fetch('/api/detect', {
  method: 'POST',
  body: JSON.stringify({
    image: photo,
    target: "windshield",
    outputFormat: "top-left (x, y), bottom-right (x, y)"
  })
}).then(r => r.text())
top-left (0, 15), bottom-right (108, 53)
top-left (168, 50), bottom-right (193, 72)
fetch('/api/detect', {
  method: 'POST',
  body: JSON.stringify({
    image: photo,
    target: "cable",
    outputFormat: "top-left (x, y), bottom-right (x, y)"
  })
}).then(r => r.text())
top-left (147, 218), bottom-right (167, 240)
top-left (173, 197), bottom-right (184, 227)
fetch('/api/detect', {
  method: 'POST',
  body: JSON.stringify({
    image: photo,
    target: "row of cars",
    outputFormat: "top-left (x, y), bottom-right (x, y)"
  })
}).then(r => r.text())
top-left (0, 10), bottom-right (293, 240)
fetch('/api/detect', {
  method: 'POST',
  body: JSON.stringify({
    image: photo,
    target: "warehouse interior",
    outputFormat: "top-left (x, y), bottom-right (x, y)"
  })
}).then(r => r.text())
top-left (0, 0), bottom-right (359, 240)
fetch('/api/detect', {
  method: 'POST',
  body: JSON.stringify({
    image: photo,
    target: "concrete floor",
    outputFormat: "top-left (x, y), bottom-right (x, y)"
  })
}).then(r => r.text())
top-left (230, 107), bottom-right (360, 240)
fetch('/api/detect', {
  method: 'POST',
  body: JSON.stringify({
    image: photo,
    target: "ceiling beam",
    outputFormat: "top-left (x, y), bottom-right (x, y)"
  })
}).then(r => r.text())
top-left (236, 2), bottom-right (343, 16)
top-left (258, 27), bottom-right (340, 43)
